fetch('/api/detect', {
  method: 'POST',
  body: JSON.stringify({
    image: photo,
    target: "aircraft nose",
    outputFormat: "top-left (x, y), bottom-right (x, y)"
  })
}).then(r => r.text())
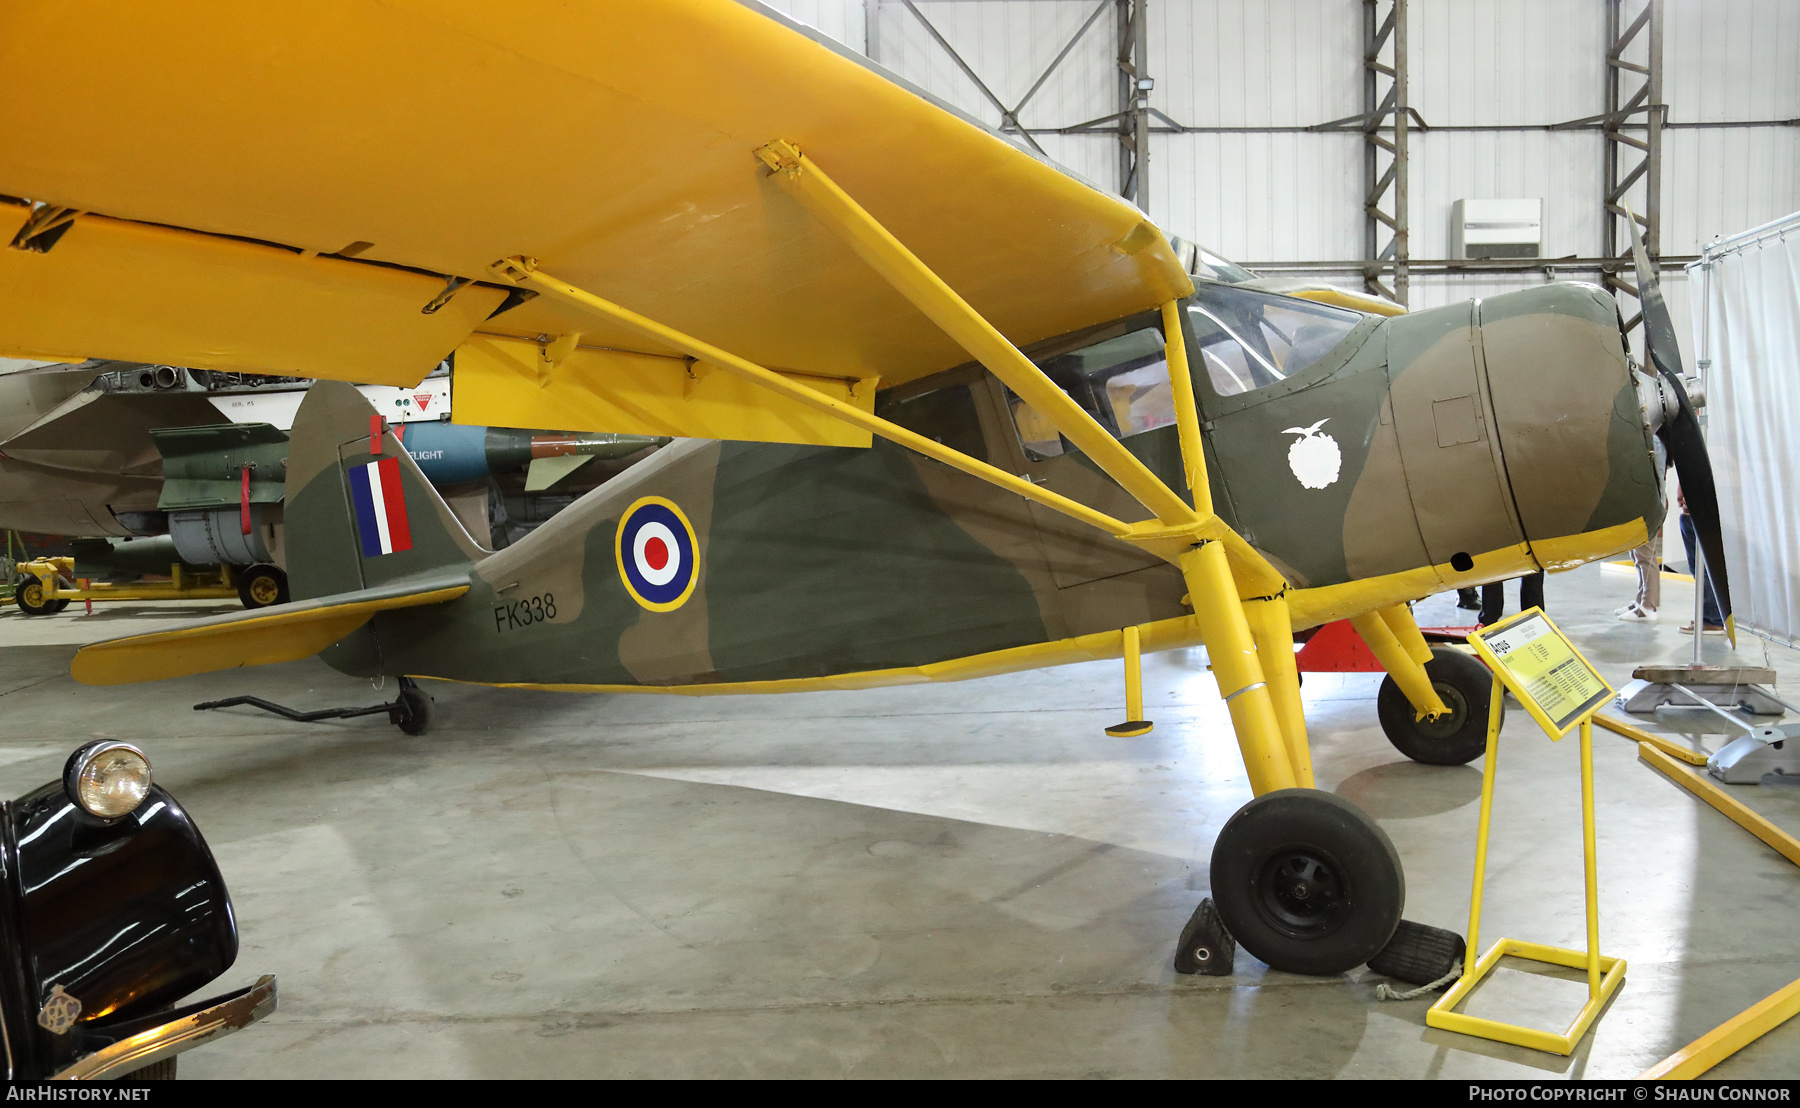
top-left (1476, 284), bottom-right (1665, 567)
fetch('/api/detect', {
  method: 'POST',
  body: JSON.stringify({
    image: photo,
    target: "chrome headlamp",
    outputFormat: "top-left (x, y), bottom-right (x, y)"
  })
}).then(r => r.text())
top-left (62, 741), bottom-right (153, 819)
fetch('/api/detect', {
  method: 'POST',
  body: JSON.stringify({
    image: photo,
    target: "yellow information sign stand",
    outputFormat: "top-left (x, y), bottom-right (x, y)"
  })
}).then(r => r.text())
top-left (1426, 607), bottom-right (1628, 1055)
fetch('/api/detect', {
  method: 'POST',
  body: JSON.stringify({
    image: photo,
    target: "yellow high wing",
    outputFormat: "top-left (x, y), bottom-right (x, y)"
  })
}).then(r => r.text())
top-left (3, 0), bottom-right (1456, 798)
top-left (0, 0), bottom-right (1186, 444)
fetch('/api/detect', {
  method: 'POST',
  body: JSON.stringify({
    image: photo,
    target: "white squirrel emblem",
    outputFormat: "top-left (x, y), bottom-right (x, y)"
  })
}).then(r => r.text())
top-left (1283, 419), bottom-right (1342, 490)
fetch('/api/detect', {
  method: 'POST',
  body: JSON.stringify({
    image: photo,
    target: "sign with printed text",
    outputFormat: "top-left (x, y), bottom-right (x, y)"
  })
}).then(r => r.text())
top-left (1469, 608), bottom-right (1612, 738)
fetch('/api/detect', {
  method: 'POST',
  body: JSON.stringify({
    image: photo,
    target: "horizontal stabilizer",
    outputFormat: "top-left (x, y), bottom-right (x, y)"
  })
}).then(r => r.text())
top-left (71, 576), bottom-right (469, 686)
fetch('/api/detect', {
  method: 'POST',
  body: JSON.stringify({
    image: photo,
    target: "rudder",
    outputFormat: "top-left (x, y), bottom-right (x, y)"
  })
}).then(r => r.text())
top-left (285, 381), bottom-right (486, 601)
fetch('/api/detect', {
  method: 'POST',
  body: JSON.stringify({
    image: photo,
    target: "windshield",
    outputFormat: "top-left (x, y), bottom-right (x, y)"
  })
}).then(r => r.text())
top-left (1195, 247), bottom-right (1256, 285)
top-left (1009, 327), bottom-right (1174, 461)
top-left (1187, 285), bottom-right (1361, 397)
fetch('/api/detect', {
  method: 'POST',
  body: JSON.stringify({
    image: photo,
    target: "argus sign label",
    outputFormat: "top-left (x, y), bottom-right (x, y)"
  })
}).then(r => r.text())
top-left (616, 496), bottom-right (699, 612)
top-left (1469, 608), bottom-right (1612, 738)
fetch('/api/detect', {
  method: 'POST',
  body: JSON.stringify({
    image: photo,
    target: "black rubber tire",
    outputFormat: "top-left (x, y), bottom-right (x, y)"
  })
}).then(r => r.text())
top-left (1376, 647), bottom-right (1496, 766)
top-left (237, 563), bottom-right (290, 610)
top-left (121, 1056), bottom-right (177, 1080)
top-left (14, 575), bottom-right (57, 615)
top-left (1210, 789), bottom-right (1405, 976)
top-left (394, 685), bottom-right (433, 736)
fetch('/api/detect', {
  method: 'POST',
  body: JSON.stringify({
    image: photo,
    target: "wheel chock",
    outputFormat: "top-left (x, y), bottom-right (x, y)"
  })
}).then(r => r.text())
top-left (1173, 897), bottom-right (1235, 976)
top-left (1369, 919), bottom-right (1465, 987)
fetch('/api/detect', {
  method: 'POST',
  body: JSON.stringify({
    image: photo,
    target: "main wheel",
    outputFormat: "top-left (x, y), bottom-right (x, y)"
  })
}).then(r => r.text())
top-left (237, 563), bottom-right (290, 609)
top-left (1376, 646), bottom-right (1495, 766)
top-left (1210, 789), bottom-right (1404, 976)
top-left (392, 682), bottom-right (433, 736)
top-left (15, 575), bottom-right (57, 615)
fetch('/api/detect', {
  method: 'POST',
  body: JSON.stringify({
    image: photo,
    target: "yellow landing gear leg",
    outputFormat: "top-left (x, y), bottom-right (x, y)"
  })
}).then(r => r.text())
top-left (1244, 591), bottom-right (1313, 789)
top-left (1351, 607), bottom-right (1449, 721)
top-left (1361, 602), bottom-right (1498, 766)
top-left (1106, 625), bottom-right (1154, 738)
top-left (1378, 602), bottom-right (1436, 670)
top-left (1195, 539), bottom-right (1406, 975)
top-left (1180, 541), bottom-right (1296, 796)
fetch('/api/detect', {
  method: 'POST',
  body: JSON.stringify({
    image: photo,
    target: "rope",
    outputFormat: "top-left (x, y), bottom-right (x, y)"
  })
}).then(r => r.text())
top-left (1374, 965), bottom-right (1462, 1001)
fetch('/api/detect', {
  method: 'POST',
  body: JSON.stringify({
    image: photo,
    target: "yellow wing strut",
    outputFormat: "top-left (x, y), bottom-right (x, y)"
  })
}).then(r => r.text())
top-left (487, 259), bottom-right (1128, 539)
top-left (488, 144), bottom-right (1307, 796)
top-left (756, 140), bottom-right (1197, 529)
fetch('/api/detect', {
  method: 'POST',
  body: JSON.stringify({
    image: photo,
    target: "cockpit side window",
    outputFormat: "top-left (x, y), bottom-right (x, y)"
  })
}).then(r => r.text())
top-left (1188, 286), bottom-right (1361, 398)
top-left (877, 382), bottom-right (988, 464)
top-left (1005, 327), bottom-right (1173, 461)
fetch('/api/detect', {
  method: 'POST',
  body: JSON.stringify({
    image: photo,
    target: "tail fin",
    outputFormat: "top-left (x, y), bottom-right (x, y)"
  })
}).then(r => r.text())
top-left (285, 381), bottom-right (487, 600)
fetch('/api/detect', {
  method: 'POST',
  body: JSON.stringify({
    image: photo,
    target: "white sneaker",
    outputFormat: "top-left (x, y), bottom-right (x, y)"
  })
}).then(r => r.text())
top-left (1618, 604), bottom-right (1658, 622)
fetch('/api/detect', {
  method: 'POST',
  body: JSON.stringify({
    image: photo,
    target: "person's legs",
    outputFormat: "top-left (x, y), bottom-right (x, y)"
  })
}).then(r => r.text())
top-left (1457, 587), bottom-right (1480, 610)
top-left (1630, 542), bottom-right (1660, 611)
top-left (1679, 514), bottom-right (1725, 628)
top-left (1520, 571), bottom-right (1545, 613)
top-left (1479, 581), bottom-right (1504, 626)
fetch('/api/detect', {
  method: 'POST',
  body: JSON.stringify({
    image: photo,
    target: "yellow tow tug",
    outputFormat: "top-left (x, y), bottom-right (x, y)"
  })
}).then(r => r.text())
top-left (12, 554), bottom-right (282, 615)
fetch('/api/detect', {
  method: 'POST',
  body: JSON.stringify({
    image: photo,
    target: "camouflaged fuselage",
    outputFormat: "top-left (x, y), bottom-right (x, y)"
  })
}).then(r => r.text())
top-left (287, 280), bottom-right (1663, 689)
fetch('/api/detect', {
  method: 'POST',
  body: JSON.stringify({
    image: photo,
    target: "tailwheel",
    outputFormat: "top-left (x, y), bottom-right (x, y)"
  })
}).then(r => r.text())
top-left (1376, 646), bottom-right (1496, 766)
top-left (390, 677), bottom-right (433, 736)
top-left (1209, 789), bottom-right (1404, 976)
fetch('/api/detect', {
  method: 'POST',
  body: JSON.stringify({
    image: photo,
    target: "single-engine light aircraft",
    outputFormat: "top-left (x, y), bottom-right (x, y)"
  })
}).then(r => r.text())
top-left (0, 0), bottom-right (1727, 977)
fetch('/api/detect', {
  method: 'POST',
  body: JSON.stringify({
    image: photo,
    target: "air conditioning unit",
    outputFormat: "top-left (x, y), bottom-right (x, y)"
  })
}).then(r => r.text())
top-left (1451, 199), bottom-right (1543, 259)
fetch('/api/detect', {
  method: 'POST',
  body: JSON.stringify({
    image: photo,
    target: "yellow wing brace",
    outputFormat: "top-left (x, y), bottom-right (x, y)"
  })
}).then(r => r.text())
top-left (70, 579), bottom-right (470, 686)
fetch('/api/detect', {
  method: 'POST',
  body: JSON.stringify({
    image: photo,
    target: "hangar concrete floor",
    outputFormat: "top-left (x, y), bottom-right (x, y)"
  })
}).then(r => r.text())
top-left (2, 561), bottom-right (1797, 1079)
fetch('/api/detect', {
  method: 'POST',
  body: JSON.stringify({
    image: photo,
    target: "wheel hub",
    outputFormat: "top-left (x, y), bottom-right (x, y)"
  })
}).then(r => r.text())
top-left (1256, 850), bottom-right (1348, 936)
top-left (1413, 681), bottom-right (1469, 739)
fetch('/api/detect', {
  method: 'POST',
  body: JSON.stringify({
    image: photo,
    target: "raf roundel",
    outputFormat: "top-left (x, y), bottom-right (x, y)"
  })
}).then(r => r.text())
top-left (615, 497), bottom-right (700, 612)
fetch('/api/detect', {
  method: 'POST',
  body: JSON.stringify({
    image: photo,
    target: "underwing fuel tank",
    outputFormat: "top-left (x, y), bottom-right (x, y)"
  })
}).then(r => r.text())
top-left (1207, 282), bottom-right (1663, 589)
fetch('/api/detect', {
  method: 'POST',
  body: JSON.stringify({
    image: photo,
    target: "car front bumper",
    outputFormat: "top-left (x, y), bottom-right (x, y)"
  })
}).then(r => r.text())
top-left (52, 974), bottom-right (277, 1080)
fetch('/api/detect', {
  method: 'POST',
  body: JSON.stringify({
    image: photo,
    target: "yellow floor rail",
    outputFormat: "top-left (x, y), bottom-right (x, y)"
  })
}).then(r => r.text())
top-left (1594, 712), bottom-right (1709, 766)
top-left (1637, 744), bottom-right (1800, 868)
top-left (1640, 975), bottom-right (1800, 1079)
top-left (1606, 715), bottom-right (1800, 1076)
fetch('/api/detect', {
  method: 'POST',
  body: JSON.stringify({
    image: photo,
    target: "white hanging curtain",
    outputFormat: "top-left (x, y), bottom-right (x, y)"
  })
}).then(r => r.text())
top-left (1692, 213), bottom-right (1800, 646)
